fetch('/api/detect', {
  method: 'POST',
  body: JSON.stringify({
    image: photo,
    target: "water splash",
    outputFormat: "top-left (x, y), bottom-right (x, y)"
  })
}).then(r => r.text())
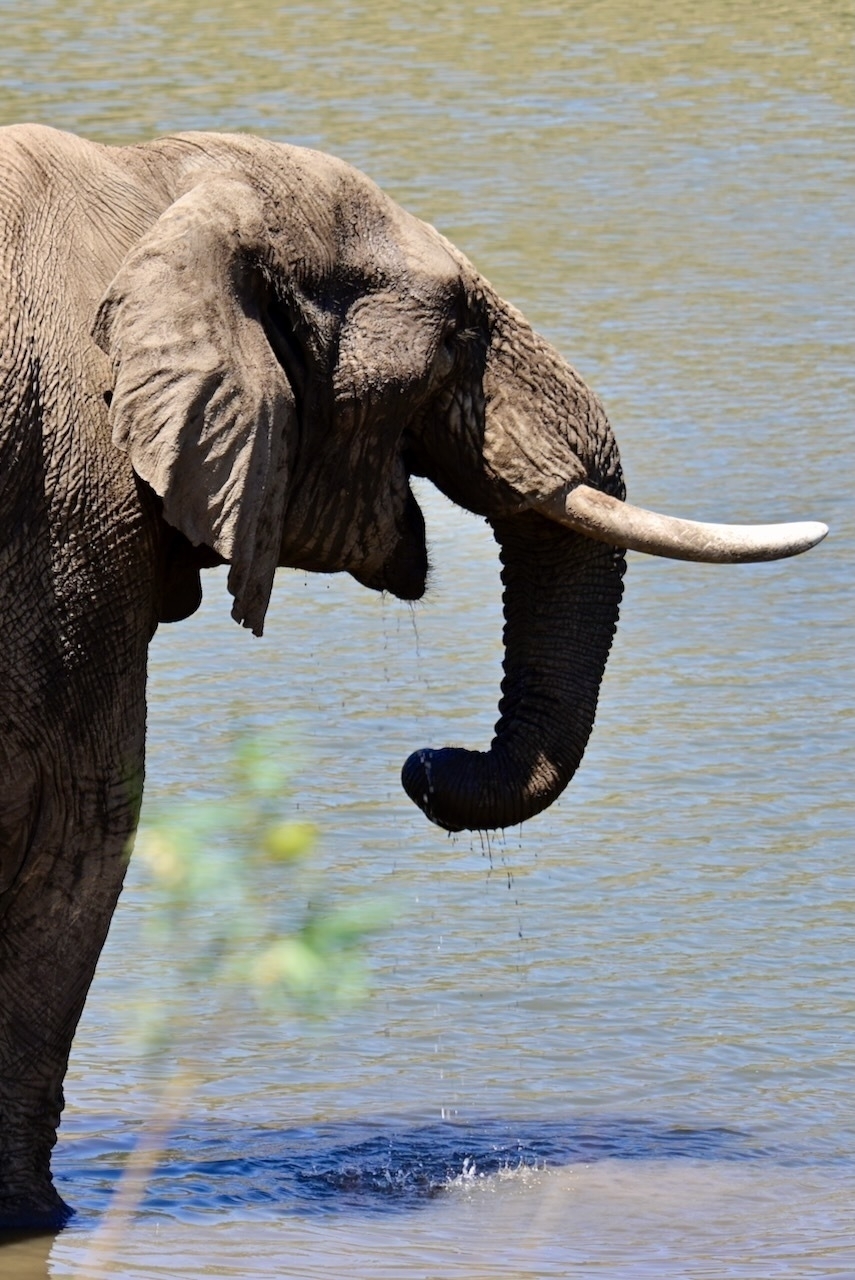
top-left (56, 1114), bottom-right (770, 1226)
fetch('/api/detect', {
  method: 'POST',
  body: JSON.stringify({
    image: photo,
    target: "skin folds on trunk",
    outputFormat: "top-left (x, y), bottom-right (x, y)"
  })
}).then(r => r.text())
top-left (402, 515), bottom-right (626, 831)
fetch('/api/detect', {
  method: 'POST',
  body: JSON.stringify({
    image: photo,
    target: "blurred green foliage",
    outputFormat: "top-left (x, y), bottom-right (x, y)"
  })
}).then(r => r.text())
top-left (131, 733), bottom-right (392, 1053)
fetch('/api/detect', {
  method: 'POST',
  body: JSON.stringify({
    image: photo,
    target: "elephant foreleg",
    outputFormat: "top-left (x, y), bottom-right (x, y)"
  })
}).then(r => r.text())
top-left (0, 747), bottom-right (143, 1229)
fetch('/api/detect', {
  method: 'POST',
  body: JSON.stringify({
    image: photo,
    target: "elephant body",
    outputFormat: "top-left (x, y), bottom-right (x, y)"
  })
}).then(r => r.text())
top-left (0, 125), bottom-right (824, 1227)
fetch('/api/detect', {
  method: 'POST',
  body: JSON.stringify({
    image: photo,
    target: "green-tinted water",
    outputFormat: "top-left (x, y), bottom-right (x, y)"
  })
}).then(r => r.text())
top-left (1, 2), bottom-right (852, 1275)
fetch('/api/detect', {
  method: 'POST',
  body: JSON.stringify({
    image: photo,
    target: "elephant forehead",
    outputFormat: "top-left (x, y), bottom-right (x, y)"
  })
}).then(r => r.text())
top-left (392, 208), bottom-right (460, 283)
top-left (149, 134), bottom-right (461, 294)
top-left (337, 192), bottom-right (461, 295)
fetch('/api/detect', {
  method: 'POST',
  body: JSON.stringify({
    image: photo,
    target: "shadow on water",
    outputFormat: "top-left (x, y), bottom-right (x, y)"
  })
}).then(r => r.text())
top-left (54, 1114), bottom-right (775, 1225)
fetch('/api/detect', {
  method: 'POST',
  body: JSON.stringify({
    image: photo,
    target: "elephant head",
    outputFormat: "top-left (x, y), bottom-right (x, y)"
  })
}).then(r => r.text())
top-left (93, 135), bottom-right (827, 835)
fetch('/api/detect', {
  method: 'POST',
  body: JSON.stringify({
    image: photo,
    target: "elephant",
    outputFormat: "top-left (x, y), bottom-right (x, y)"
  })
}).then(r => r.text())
top-left (0, 123), bottom-right (826, 1229)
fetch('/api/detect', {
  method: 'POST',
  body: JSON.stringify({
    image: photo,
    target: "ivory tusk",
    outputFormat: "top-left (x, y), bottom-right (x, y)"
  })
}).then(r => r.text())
top-left (536, 484), bottom-right (829, 563)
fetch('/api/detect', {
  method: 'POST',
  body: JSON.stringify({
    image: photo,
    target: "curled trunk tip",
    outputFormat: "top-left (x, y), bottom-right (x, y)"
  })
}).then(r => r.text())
top-left (401, 749), bottom-right (466, 832)
top-left (402, 745), bottom-right (564, 832)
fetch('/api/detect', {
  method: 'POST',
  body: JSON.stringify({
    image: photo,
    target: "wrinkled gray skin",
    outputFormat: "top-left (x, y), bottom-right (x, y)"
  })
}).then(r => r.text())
top-left (0, 124), bottom-right (630, 1227)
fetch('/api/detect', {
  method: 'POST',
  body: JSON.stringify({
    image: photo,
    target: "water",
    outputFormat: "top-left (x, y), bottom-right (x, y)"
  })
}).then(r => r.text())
top-left (1, 2), bottom-right (853, 1275)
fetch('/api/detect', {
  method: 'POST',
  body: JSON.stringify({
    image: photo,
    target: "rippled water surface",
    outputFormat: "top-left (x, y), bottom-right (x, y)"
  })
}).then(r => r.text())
top-left (1, 2), bottom-right (853, 1276)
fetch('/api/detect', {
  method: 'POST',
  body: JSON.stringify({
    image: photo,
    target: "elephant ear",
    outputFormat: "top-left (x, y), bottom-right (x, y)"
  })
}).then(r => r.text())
top-left (93, 173), bottom-right (295, 636)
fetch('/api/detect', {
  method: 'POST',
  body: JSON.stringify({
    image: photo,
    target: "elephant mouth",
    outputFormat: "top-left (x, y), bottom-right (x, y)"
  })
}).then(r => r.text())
top-left (349, 486), bottom-right (429, 601)
top-left (349, 554), bottom-right (427, 601)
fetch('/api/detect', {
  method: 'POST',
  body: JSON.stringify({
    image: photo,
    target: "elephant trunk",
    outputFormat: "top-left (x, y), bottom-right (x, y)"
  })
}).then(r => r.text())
top-left (402, 514), bottom-right (625, 831)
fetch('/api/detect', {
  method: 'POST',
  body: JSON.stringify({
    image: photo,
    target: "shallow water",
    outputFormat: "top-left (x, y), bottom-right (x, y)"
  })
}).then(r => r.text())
top-left (1, 2), bottom-right (853, 1276)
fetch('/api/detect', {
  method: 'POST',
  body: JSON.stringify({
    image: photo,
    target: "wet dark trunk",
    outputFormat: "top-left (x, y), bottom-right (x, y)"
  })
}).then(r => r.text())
top-left (402, 515), bottom-right (625, 831)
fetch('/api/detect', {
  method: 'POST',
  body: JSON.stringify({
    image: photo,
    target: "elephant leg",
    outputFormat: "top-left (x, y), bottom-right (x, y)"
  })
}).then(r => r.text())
top-left (0, 741), bottom-right (143, 1229)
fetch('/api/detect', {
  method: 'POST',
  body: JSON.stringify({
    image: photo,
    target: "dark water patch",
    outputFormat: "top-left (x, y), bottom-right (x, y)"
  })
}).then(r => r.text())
top-left (291, 1117), bottom-right (759, 1210)
top-left (55, 1114), bottom-right (770, 1225)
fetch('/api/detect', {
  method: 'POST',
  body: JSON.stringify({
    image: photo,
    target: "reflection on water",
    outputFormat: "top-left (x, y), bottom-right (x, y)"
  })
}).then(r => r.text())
top-left (1, 0), bottom-right (852, 1276)
top-left (56, 1115), bottom-right (761, 1222)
